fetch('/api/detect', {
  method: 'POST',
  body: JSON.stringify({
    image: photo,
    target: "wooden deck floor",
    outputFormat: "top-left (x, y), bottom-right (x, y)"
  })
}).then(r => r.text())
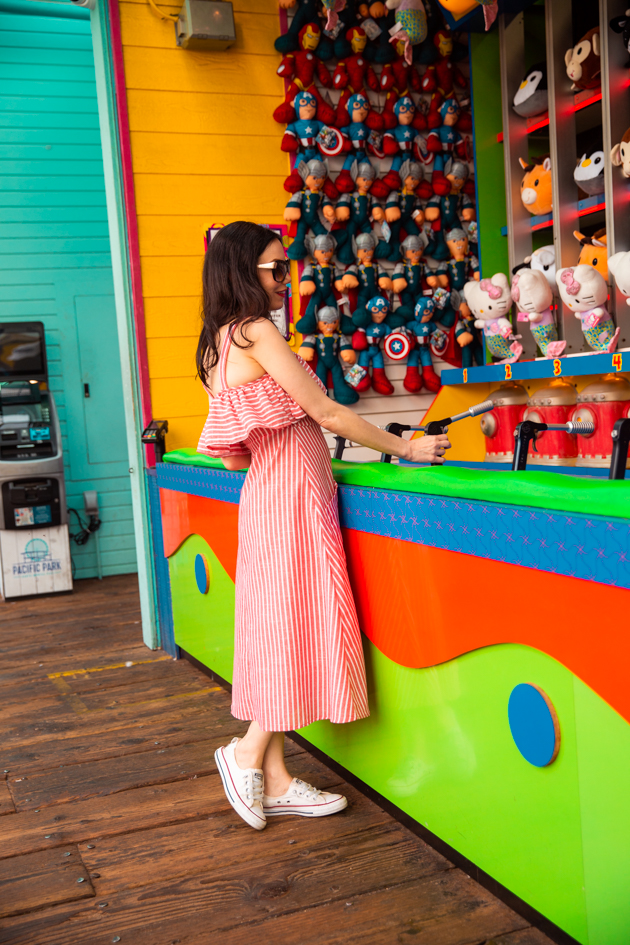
top-left (0, 575), bottom-right (556, 945)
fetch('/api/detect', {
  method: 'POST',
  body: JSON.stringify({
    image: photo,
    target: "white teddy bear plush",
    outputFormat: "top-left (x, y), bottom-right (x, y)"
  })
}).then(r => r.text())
top-left (556, 264), bottom-right (620, 353)
top-left (463, 273), bottom-right (522, 363)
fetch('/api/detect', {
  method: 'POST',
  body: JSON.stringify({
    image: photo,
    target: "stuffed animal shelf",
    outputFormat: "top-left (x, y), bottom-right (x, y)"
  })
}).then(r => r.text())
top-left (519, 156), bottom-right (552, 216)
top-left (464, 274), bottom-right (523, 364)
top-left (511, 268), bottom-right (565, 359)
top-left (565, 28), bottom-right (601, 91)
top-left (512, 62), bottom-right (547, 118)
top-left (556, 265), bottom-right (620, 353)
top-left (297, 304), bottom-right (360, 405)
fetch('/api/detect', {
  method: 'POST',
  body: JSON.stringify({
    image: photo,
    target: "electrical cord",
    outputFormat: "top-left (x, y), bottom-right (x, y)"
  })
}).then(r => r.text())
top-left (67, 507), bottom-right (101, 546)
top-left (147, 0), bottom-right (178, 22)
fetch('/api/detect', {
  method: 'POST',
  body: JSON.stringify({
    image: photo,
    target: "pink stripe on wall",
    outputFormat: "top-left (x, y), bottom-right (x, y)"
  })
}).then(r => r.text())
top-left (107, 0), bottom-right (155, 463)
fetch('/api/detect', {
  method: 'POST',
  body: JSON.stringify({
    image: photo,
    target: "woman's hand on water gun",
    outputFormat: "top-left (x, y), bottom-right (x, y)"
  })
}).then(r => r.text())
top-left (405, 433), bottom-right (451, 464)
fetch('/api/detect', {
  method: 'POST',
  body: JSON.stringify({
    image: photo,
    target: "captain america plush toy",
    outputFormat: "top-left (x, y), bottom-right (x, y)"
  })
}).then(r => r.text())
top-left (351, 296), bottom-right (396, 396)
top-left (404, 296), bottom-right (442, 393)
top-left (335, 93), bottom-right (389, 197)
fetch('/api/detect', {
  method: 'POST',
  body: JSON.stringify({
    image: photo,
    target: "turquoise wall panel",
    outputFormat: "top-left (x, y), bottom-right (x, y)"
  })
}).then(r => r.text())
top-left (0, 0), bottom-right (136, 579)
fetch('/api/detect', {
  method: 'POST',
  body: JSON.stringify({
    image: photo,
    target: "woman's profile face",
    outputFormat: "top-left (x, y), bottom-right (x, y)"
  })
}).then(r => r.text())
top-left (258, 239), bottom-right (290, 312)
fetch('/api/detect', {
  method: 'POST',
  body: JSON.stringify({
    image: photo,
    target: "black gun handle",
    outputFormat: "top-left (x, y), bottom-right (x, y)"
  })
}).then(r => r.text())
top-left (423, 421), bottom-right (448, 466)
top-left (512, 420), bottom-right (547, 471)
top-left (609, 418), bottom-right (630, 480)
top-left (380, 423), bottom-right (411, 463)
top-left (333, 436), bottom-right (347, 460)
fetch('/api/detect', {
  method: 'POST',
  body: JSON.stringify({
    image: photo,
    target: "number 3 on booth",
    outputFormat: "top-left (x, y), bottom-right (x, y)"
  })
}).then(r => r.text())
top-left (553, 359), bottom-right (562, 376)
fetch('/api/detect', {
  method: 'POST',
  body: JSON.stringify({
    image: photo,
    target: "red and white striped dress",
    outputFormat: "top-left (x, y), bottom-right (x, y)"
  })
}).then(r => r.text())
top-left (197, 326), bottom-right (369, 732)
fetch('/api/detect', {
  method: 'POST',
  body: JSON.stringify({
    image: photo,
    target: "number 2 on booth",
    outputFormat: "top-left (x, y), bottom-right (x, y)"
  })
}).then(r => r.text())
top-left (504, 364), bottom-right (512, 380)
top-left (612, 352), bottom-right (623, 372)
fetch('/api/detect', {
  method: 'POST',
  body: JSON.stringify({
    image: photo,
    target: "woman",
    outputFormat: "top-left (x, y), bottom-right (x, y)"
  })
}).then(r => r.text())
top-left (197, 221), bottom-right (450, 831)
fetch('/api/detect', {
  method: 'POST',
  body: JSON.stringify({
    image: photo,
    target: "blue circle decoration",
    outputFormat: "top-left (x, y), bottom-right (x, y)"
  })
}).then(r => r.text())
top-left (194, 553), bottom-right (210, 594)
top-left (508, 683), bottom-right (560, 767)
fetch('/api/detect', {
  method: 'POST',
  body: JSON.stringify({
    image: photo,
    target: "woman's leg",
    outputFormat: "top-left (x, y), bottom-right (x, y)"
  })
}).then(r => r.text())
top-left (261, 733), bottom-right (292, 797)
top-left (234, 720), bottom-right (273, 770)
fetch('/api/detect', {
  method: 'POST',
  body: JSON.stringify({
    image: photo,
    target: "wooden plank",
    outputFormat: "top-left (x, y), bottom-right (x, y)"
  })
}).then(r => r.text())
top-left (0, 686), bottom-right (227, 751)
top-left (488, 930), bottom-right (557, 945)
top-left (79, 814), bottom-right (441, 895)
top-left (0, 768), bottom-right (312, 859)
top-left (130, 130), bottom-right (285, 177)
top-left (0, 781), bottom-right (16, 816)
top-left (127, 88), bottom-right (279, 136)
top-left (122, 45), bottom-right (279, 97)
top-left (0, 846), bottom-right (94, 918)
top-left (9, 740), bottom-right (331, 811)
top-left (135, 171), bottom-right (286, 215)
top-left (144, 295), bottom-right (201, 339)
top-left (0, 786), bottom-right (395, 944)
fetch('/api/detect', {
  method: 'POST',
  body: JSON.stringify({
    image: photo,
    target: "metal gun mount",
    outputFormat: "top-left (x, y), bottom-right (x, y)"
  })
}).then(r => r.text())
top-left (609, 418), bottom-right (630, 481)
top-left (379, 400), bottom-right (495, 464)
top-left (142, 420), bottom-right (169, 463)
top-left (512, 420), bottom-right (595, 472)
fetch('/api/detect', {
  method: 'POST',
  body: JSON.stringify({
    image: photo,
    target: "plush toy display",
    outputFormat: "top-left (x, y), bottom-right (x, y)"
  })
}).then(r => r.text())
top-left (404, 296), bottom-right (442, 392)
top-left (574, 229), bottom-right (608, 281)
top-left (527, 244), bottom-right (556, 288)
top-left (351, 295), bottom-right (397, 394)
top-left (610, 127), bottom-right (630, 178)
top-left (519, 155), bottom-right (552, 216)
top-left (511, 268), bottom-right (565, 359)
top-left (274, 23), bottom-right (336, 125)
top-left (386, 0), bottom-right (428, 65)
top-left (297, 234), bottom-right (349, 332)
top-left (284, 159), bottom-right (336, 260)
top-left (608, 251), bottom-right (630, 304)
top-left (274, 3), bottom-right (479, 402)
top-left (574, 149), bottom-right (605, 196)
top-left (512, 62), bottom-right (548, 118)
top-left (298, 304), bottom-right (360, 404)
top-left (556, 265), bottom-right (620, 353)
top-left (464, 274), bottom-right (523, 364)
top-left (565, 28), bottom-right (601, 91)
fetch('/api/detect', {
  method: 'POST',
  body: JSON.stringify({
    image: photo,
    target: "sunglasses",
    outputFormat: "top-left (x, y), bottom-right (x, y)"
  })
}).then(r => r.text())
top-left (257, 259), bottom-right (291, 283)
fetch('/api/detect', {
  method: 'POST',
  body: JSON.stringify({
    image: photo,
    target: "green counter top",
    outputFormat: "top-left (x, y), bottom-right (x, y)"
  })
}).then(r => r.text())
top-left (162, 448), bottom-right (630, 519)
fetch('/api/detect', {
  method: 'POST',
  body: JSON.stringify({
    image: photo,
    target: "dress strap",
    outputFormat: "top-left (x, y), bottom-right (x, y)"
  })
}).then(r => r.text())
top-left (218, 323), bottom-right (236, 392)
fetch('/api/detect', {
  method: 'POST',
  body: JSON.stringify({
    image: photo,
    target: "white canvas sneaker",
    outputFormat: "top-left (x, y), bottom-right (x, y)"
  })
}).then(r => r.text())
top-left (263, 778), bottom-right (348, 817)
top-left (214, 738), bottom-right (266, 831)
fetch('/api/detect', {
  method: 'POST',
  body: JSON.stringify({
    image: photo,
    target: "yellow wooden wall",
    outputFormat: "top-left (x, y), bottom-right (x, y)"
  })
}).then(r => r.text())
top-left (118, 0), bottom-right (288, 450)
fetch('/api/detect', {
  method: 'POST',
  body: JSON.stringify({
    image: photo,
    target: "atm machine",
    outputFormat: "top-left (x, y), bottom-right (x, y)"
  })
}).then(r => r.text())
top-left (0, 322), bottom-right (72, 598)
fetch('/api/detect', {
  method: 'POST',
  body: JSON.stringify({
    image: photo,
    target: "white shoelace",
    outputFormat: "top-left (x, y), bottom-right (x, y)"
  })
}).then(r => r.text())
top-left (294, 781), bottom-right (321, 801)
top-left (242, 770), bottom-right (264, 806)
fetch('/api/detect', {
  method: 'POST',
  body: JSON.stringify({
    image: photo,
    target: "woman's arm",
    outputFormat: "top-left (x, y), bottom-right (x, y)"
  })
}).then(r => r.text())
top-left (246, 320), bottom-right (450, 463)
top-left (221, 454), bottom-right (251, 470)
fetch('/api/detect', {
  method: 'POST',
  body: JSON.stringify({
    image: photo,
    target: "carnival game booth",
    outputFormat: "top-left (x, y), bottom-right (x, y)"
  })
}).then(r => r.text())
top-left (84, 0), bottom-right (630, 939)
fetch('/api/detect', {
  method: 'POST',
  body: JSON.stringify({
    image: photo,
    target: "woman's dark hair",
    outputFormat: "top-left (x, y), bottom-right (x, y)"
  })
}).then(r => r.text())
top-left (196, 221), bottom-right (280, 387)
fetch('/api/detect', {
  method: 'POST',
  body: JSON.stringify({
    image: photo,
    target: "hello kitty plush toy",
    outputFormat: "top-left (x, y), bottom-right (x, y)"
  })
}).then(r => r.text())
top-left (511, 268), bottom-right (565, 358)
top-left (608, 251), bottom-right (630, 305)
top-left (555, 264), bottom-right (620, 353)
top-left (463, 274), bottom-right (523, 363)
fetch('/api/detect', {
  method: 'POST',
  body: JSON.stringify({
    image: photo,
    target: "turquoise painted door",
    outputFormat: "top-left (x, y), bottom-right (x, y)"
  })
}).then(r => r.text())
top-left (0, 0), bottom-right (136, 579)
